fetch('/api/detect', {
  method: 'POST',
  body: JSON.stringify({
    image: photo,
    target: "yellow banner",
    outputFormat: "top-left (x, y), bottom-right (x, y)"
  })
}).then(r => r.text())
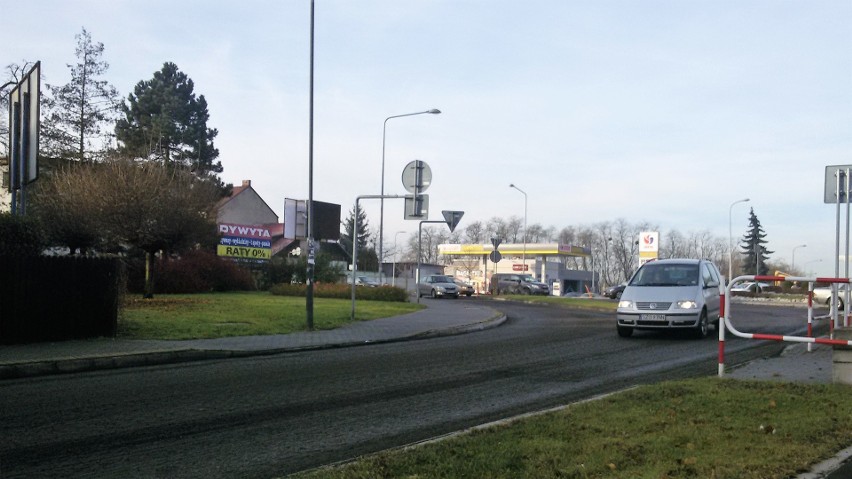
top-left (217, 244), bottom-right (271, 260)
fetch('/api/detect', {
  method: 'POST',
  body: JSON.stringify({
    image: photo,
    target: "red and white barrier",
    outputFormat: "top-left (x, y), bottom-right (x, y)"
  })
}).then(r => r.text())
top-left (718, 275), bottom-right (852, 377)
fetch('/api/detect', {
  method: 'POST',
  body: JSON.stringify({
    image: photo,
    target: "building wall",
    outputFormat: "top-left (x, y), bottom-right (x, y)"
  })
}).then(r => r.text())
top-left (217, 188), bottom-right (278, 225)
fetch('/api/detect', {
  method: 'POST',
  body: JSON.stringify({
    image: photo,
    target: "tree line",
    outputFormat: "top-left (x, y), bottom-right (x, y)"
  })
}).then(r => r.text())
top-left (2, 28), bottom-right (227, 296)
top-left (362, 208), bottom-right (777, 287)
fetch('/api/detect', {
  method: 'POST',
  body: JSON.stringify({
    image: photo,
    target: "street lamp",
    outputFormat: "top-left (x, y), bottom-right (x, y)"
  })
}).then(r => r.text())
top-left (509, 183), bottom-right (527, 275)
top-left (728, 198), bottom-right (750, 283)
top-left (392, 230), bottom-right (406, 287)
top-left (379, 109), bottom-right (441, 285)
top-left (791, 244), bottom-right (807, 272)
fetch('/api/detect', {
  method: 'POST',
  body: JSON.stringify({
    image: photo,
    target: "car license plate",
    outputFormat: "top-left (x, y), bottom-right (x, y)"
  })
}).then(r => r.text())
top-left (641, 314), bottom-right (667, 322)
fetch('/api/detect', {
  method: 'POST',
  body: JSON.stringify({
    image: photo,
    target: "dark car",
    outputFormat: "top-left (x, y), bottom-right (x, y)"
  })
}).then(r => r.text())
top-left (454, 279), bottom-right (475, 297)
top-left (604, 283), bottom-right (626, 299)
top-left (490, 273), bottom-right (549, 295)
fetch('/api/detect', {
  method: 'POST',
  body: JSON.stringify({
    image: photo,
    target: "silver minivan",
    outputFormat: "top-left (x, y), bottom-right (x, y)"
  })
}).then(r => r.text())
top-left (616, 259), bottom-right (722, 338)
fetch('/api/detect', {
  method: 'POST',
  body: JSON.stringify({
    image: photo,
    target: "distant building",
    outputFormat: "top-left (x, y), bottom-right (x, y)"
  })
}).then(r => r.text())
top-left (216, 180), bottom-right (294, 257)
top-left (438, 242), bottom-right (595, 294)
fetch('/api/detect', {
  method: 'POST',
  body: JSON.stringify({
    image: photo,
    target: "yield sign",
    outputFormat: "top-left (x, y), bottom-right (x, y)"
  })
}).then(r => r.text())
top-left (442, 210), bottom-right (464, 232)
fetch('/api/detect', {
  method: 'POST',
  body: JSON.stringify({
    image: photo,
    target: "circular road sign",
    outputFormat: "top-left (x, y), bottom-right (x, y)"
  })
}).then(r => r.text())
top-left (489, 250), bottom-right (502, 263)
top-left (401, 160), bottom-right (432, 194)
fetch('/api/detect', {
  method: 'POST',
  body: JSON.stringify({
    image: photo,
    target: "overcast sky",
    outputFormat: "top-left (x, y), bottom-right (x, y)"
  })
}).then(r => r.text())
top-left (3, 0), bottom-right (850, 277)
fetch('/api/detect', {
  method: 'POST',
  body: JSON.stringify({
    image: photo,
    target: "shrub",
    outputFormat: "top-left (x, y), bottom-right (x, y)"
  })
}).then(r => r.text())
top-left (0, 213), bottom-right (45, 256)
top-left (154, 250), bottom-right (257, 294)
top-left (269, 282), bottom-right (409, 302)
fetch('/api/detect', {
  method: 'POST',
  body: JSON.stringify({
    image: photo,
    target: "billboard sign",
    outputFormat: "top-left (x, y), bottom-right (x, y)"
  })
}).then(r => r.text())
top-left (217, 223), bottom-right (272, 262)
top-left (639, 231), bottom-right (659, 261)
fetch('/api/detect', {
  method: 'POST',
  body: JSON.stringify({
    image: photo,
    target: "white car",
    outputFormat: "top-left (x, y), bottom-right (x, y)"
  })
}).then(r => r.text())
top-left (813, 284), bottom-right (848, 309)
top-left (616, 259), bottom-right (722, 339)
top-left (730, 281), bottom-right (769, 293)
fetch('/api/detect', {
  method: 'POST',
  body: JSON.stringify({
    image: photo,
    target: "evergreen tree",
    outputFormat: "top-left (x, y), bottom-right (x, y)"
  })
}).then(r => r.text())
top-left (339, 204), bottom-right (377, 271)
top-left (42, 28), bottom-right (120, 162)
top-left (739, 207), bottom-right (773, 275)
top-left (115, 62), bottom-right (222, 182)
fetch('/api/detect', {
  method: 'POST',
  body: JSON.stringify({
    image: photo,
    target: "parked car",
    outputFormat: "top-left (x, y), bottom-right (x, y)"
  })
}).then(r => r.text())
top-left (813, 284), bottom-right (848, 309)
top-left (490, 273), bottom-right (549, 295)
top-left (604, 283), bottom-right (626, 299)
top-left (354, 276), bottom-right (379, 287)
top-left (454, 279), bottom-right (475, 297)
top-left (418, 274), bottom-right (460, 299)
top-left (616, 258), bottom-right (722, 339)
top-left (730, 281), bottom-right (762, 293)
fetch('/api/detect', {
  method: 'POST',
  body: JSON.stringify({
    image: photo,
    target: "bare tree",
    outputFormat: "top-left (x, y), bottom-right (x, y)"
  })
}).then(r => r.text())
top-left (43, 28), bottom-right (120, 162)
top-left (29, 158), bottom-right (220, 297)
top-left (505, 216), bottom-right (523, 243)
top-left (525, 223), bottom-right (550, 243)
top-left (462, 220), bottom-right (486, 243)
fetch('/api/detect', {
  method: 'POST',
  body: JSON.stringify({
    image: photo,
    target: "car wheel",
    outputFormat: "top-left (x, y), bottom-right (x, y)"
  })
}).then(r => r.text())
top-left (617, 325), bottom-right (633, 337)
top-left (692, 310), bottom-right (709, 339)
top-left (466, 293), bottom-right (472, 297)
top-left (521, 288), bottom-right (530, 295)
top-left (431, 289), bottom-right (438, 299)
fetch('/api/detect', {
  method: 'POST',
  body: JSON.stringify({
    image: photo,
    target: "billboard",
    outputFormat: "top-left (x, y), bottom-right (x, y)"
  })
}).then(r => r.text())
top-left (639, 231), bottom-right (659, 263)
top-left (217, 223), bottom-right (272, 262)
top-left (283, 199), bottom-right (341, 240)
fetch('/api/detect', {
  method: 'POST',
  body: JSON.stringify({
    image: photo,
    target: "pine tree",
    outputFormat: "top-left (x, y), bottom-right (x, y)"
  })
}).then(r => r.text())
top-left (115, 62), bottom-right (221, 182)
top-left (43, 28), bottom-right (120, 162)
top-left (739, 208), bottom-right (773, 275)
top-left (339, 204), bottom-right (377, 271)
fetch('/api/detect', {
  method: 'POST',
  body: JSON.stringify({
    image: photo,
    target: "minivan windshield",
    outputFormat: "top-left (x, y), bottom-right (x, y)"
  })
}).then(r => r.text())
top-left (630, 263), bottom-right (699, 287)
top-left (518, 274), bottom-right (538, 283)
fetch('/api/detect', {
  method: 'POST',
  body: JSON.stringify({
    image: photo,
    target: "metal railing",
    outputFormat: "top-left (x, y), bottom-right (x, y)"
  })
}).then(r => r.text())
top-left (717, 275), bottom-right (852, 377)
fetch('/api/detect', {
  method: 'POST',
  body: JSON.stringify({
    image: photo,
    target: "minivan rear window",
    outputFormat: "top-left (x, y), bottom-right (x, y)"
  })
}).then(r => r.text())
top-left (630, 263), bottom-right (699, 287)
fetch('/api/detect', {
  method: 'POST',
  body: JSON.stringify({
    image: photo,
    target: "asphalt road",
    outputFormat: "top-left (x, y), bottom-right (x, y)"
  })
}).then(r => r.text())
top-left (0, 300), bottom-right (813, 478)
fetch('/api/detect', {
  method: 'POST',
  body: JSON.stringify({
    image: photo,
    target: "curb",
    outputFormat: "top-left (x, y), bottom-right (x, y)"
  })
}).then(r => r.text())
top-left (0, 314), bottom-right (507, 380)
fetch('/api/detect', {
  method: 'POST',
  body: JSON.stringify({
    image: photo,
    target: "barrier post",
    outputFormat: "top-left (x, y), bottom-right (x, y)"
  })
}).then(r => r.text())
top-left (808, 282), bottom-right (814, 352)
top-left (718, 283), bottom-right (726, 377)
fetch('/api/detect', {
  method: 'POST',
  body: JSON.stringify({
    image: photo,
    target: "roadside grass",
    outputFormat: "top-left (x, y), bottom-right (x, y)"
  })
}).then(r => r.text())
top-left (118, 291), bottom-right (424, 340)
top-left (292, 377), bottom-right (852, 479)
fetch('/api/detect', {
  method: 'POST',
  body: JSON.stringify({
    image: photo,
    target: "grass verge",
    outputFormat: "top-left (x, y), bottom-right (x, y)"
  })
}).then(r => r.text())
top-left (119, 291), bottom-right (424, 340)
top-left (292, 377), bottom-right (852, 479)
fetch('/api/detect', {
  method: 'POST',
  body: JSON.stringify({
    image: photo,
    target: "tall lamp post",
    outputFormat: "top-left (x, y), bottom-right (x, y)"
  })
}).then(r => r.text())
top-left (509, 183), bottom-right (527, 274)
top-left (379, 109), bottom-right (441, 284)
top-left (791, 244), bottom-right (807, 272)
top-left (728, 198), bottom-right (750, 283)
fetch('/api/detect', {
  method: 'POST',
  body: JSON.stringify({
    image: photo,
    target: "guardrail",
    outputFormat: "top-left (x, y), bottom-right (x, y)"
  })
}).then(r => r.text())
top-left (718, 275), bottom-right (852, 377)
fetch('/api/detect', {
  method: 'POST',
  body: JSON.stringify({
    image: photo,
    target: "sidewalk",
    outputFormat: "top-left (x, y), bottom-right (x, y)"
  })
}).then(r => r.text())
top-left (0, 298), bottom-right (505, 380)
